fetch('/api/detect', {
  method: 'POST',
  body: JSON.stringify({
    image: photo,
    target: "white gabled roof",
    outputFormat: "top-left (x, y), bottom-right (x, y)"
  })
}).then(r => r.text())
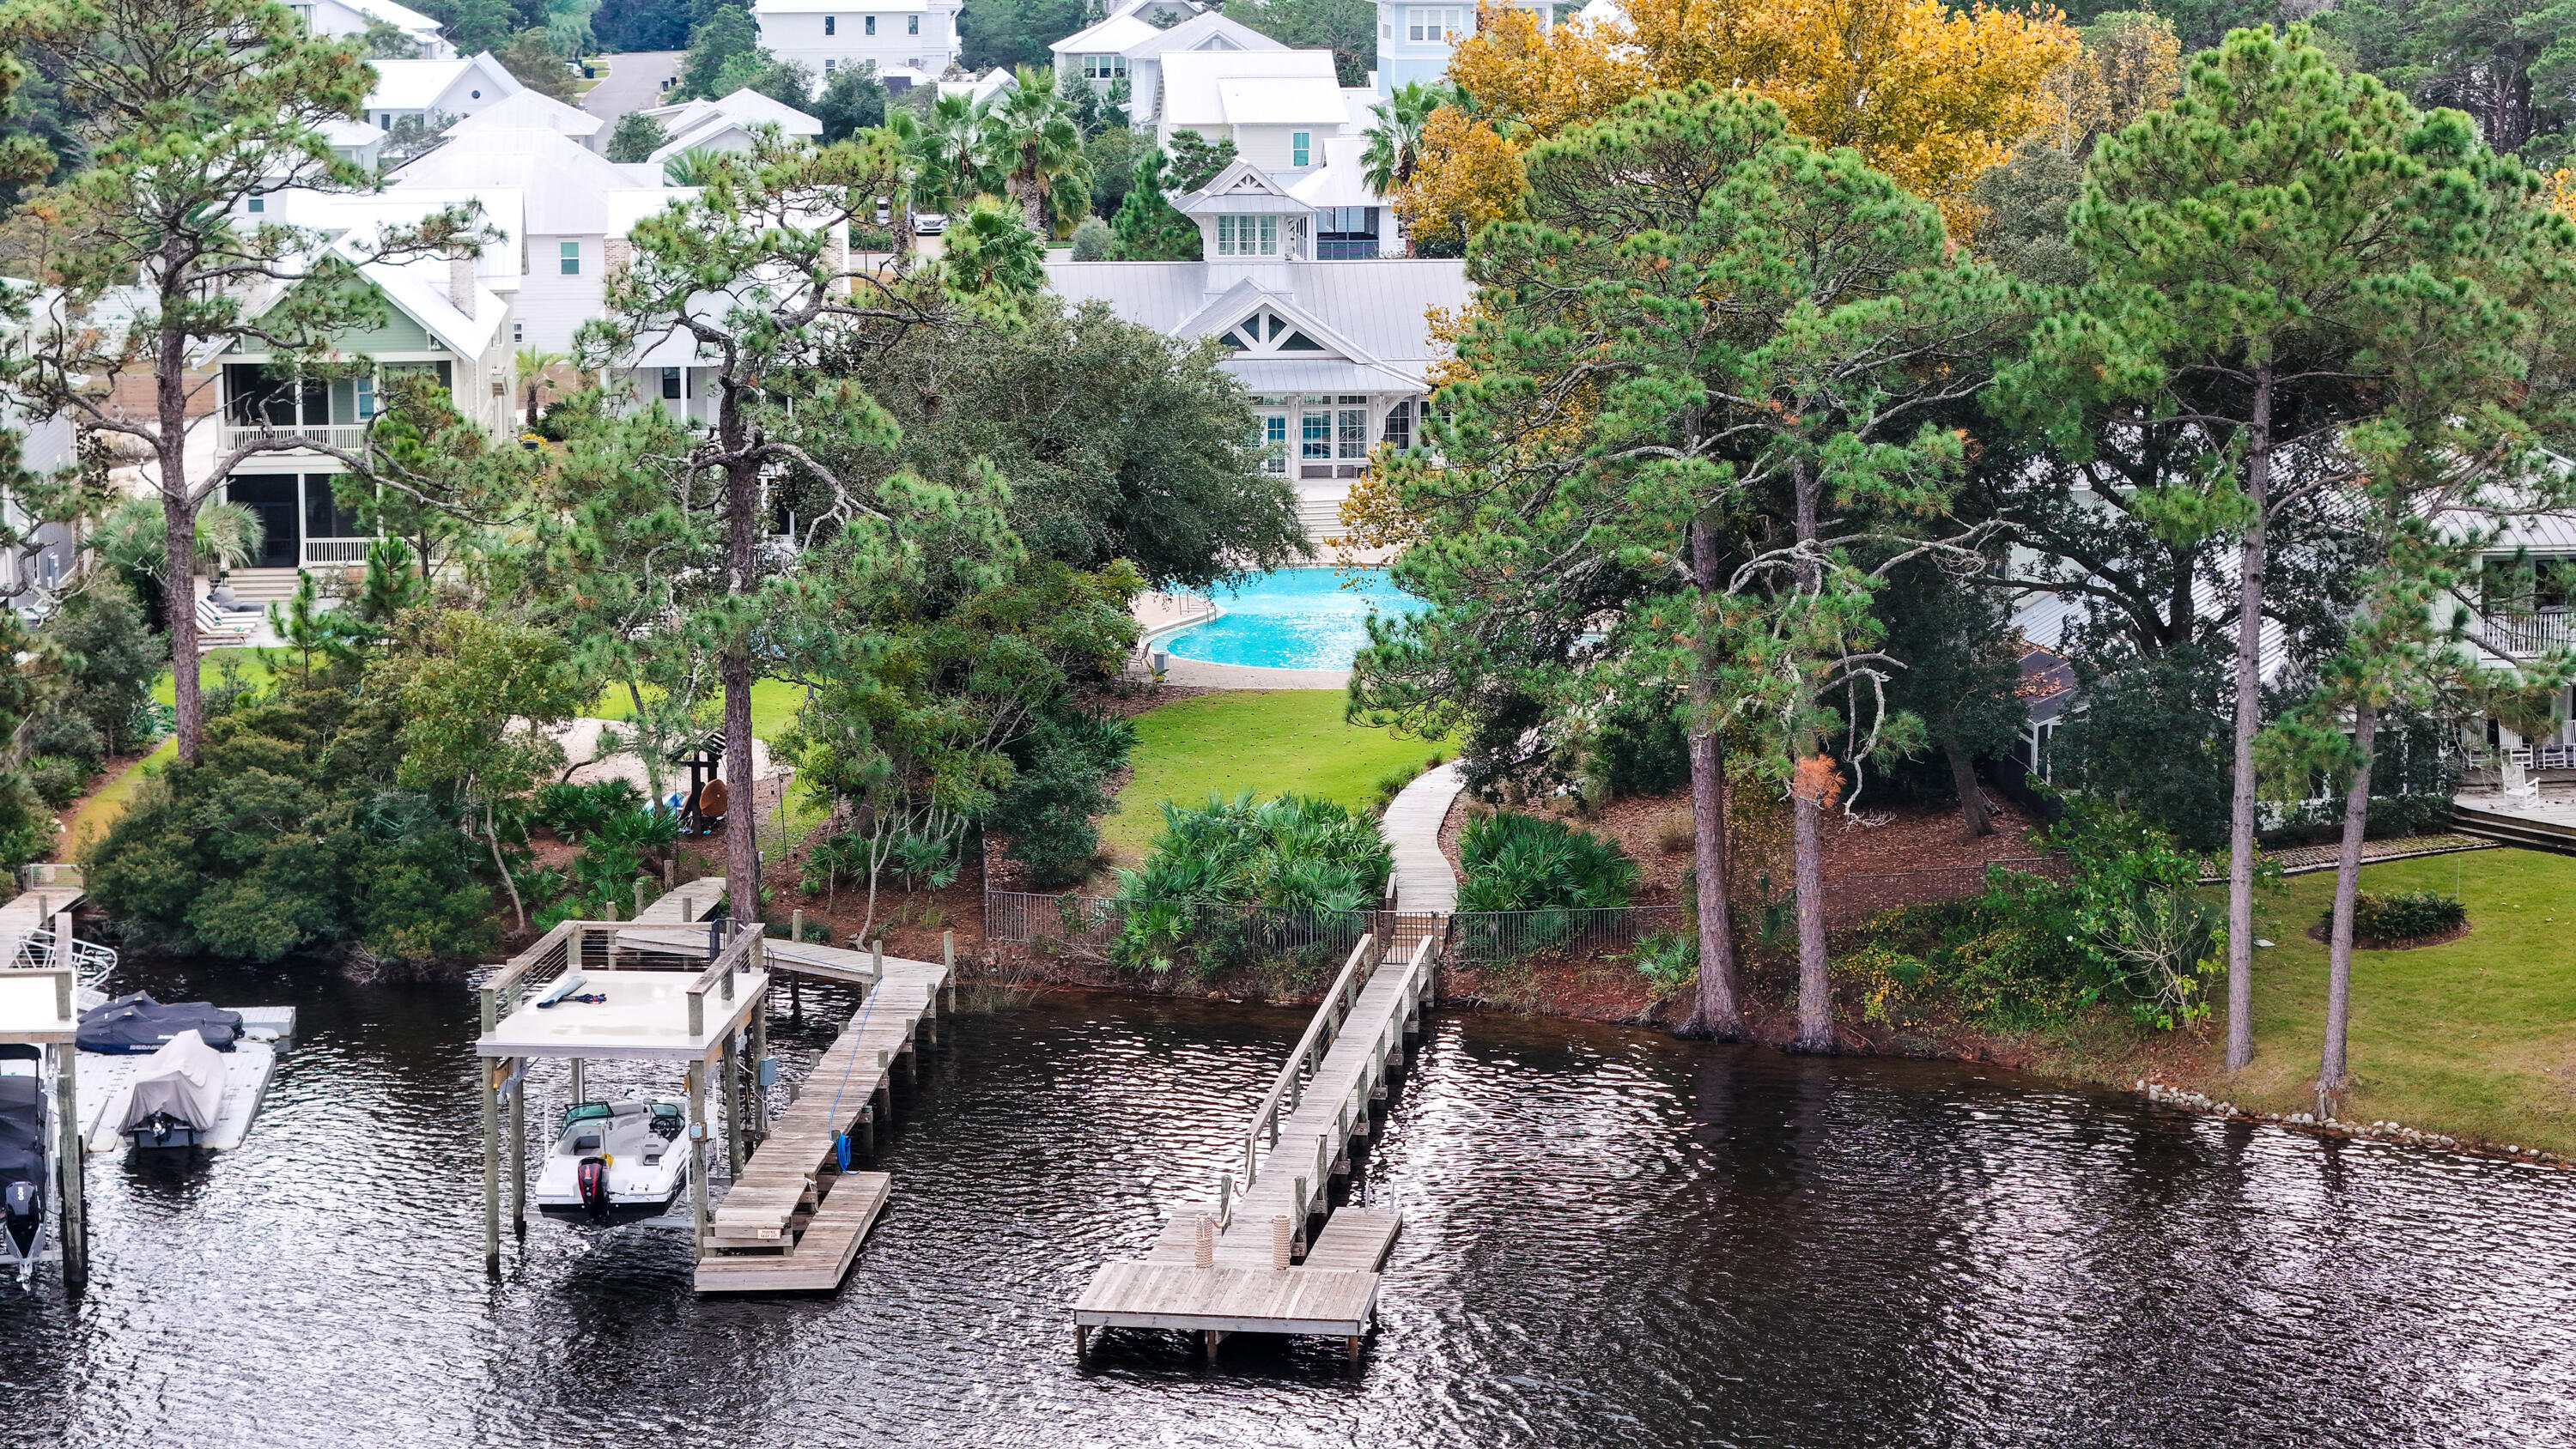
top-left (1286, 136), bottom-right (1387, 208)
top-left (343, 0), bottom-right (446, 33)
top-left (361, 251), bottom-right (507, 358)
top-left (1043, 258), bottom-right (1470, 387)
top-left (1057, 8), bottom-right (1282, 62)
top-left (1180, 159), bottom-right (1309, 214)
top-left (390, 126), bottom-right (666, 236)
top-left (368, 54), bottom-right (519, 112)
top-left (448, 87), bottom-right (603, 140)
top-left (292, 186), bottom-right (527, 291)
top-left (1159, 50), bottom-right (1339, 130)
top-left (1053, 13), bottom-right (1159, 53)
top-left (1214, 75), bottom-right (1347, 127)
top-left (758, 0), bottom-right (935, 9)
top-left (639, 88), bottom-right (823, 137)
top-left (939, 68), bottom-right (1017, 105)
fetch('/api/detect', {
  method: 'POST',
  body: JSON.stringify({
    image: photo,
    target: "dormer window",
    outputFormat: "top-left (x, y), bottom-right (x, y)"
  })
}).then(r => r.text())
top-left (1215, 215), bottom-right (1279, 257)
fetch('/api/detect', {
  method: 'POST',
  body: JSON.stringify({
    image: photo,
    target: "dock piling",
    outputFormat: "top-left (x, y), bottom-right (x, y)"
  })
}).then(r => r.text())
top-left (687, 1059), bottom-right (708, 1254)
top-left (510, 1057), bottom-right (526, 1237)
top-left (55, 1046), bottom-right (82, 1288)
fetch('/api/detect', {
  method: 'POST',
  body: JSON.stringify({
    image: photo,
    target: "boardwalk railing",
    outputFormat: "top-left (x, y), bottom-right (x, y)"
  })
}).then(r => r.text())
top-left (986, 890), bottom-right (1430, 975)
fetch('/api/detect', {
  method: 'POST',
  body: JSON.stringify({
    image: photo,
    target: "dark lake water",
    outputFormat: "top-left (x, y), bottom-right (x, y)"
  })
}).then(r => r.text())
top-left (3, 956), bottom-right (2572, 1448)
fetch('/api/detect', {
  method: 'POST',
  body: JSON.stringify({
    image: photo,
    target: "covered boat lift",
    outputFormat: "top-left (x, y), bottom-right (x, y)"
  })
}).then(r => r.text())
top-left (472, 913), bottom-right (772, 1274)
top-left (0, 965), bottom-right (86, 1291)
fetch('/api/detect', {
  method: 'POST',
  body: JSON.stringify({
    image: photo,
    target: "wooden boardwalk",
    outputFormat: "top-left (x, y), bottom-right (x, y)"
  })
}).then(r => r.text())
top-left (1074, 933), bottom-right (1437, 1360)
top-left (696, 949), bottom-right (951, 1294)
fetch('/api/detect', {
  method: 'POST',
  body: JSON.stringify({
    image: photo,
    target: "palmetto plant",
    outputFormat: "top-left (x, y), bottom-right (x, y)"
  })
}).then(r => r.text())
top-left (979, 68), bottom-right (1091, 234)
top-left (97, 495), bottom-right (264, 579)
top-left (660, 144), bottom-right (728, 187)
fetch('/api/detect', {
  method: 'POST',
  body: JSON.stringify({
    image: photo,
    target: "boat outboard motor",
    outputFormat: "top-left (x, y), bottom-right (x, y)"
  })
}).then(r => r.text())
top-left (576, 1156), bottom-right (612, 1219)
top-left (3, 1181), bottom-right (39, 1259)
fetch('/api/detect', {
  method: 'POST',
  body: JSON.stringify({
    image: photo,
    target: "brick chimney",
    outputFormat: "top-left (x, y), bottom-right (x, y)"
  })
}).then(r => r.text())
top-left (447, 252), bottom-right (477, 319)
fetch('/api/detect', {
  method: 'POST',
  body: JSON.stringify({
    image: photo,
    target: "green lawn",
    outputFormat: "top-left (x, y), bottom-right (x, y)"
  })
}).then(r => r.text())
top-left (2196, 849), bottom-right (2576, 1154)
top-left (588, 677), bottom-right (805, 744)
top-left (1103, 690), bottom-right (1440, 861)
top-left (150, 646), bottom-right (287, 706)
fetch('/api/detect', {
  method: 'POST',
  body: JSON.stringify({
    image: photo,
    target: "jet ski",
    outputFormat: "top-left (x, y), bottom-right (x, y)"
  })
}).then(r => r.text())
top-left (532, 1099), bottom-right (691, 1222)
top-left (117, 1029), bottom-right (225, 1149)
top-left (77, 994), bottom-right (242, 1054)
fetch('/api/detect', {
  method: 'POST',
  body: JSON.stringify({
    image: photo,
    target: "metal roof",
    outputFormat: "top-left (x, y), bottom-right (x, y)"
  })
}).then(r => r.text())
top-left (1042, 259), bottom-right (1469, 374)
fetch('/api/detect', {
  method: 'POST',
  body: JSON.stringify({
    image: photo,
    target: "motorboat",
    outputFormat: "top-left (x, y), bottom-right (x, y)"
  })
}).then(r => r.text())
top-left (532, 1098), bottom-right (692, 1222)
top-left (116, 1029), bottom-right (223, 1149)
top-left (0, 1044), bottom-right (52, 1279)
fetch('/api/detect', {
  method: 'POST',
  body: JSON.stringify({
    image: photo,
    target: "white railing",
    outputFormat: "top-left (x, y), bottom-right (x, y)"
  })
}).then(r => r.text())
top-left (15, 926), bottom-right (114, 987)
top-left (216, 422), bottom-right (370, 453)
top-left (303, 537), bottom-right (373, 566)
top-left (2470, 743), bottom-right (2576, 772)
top-left (2476, 608), bottom-right (2576, 658)
top-left (1232, 932), bottom-right (1438, 1202)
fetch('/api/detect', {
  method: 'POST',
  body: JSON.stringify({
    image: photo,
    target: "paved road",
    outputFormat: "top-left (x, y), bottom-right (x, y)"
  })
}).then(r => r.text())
top-left (582, 50), bottom-right (683, 136)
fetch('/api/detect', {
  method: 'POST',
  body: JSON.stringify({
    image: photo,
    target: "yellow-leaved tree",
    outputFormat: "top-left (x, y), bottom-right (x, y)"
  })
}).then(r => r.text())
top-left (1397, 0), bottom-right (2081, 246)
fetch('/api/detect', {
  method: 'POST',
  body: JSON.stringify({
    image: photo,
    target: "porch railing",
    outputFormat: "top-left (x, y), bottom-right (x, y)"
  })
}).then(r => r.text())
top-left (303, 537), bottom-right (373, 566)
top-left (217, 422), bottom-right (371, 453)
top-left (2476, 608), bottom-right (2576, 658)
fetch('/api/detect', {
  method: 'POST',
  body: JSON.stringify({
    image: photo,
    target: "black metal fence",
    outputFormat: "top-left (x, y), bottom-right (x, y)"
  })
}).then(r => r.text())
top-left (984, 890), bottom-right (1418, 975)
top-left (1441, 904), bottom-right (1688, 965)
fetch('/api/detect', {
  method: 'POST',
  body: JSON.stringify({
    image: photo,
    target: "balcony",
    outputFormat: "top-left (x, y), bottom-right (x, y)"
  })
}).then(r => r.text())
top-left (1315, 239), bottom-right (1381, 260)
top-left (2475, 608), bottom-right (2576, 658)
top-left (217, 421), bottom-right (372, 454)
top-left (303, 538), bottom-right (373, 567)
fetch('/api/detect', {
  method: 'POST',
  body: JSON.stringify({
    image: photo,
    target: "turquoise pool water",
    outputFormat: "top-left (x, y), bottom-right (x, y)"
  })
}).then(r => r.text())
top-left (1161, 567), bottom-right (1425, 670)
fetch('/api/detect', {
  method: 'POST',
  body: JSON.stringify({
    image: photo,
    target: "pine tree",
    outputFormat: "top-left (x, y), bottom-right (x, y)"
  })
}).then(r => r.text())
top-left (1109, 148), bottom-right (1199, 260)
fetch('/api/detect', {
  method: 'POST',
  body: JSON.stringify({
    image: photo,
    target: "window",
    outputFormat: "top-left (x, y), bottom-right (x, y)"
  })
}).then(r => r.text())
top-left (1382, 399), bottom-right (1412, 451)
top-left (1338, 403), bottom-right (1368, 459)
top-left (559, 240), bottom-right (580, 276)
top-left (1301, 409), bottom-right (1332, 460)
top-left (1381, 20), bottom-right (1391, 38)
top-left (246, 196), bottom-right (264, 214)
top-left (825, 58), bottom-right (838, 73)
top-left (1406, 7), bottom-right (1467, 41)
top-left (512, 321), bottom-right (524, 343)
top-left (1081, 54), bottom-right (1127, 80)
top-left (1291, 131), bottom-right (1310, 167)
top-left (355, 373), bottom-right (374, 420)
top-left (469, 88), bottom-right (482, 100)
top-left (1257, 413), bottom-right (1288, 473)
top-left (824, 13), bottom-right (835, 32)
top-left (1216, 214), bottom-right (1279, 257)
top-left (305, 473), bottom-right (367, 541)
top-left (908, 14), bottom-right (918, 33)
top-left (864, 14), bottom-right (875, 33)
top-left (661, 367), bottom-right (683, 400)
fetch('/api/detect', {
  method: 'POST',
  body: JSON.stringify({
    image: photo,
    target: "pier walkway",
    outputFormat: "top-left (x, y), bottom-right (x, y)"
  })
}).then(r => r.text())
top-left (1075, 932), bottom-right (1437, 1361)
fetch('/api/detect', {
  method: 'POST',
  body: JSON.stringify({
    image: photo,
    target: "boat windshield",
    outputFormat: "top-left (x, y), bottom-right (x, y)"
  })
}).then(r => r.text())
top-left (559, 1101), bottom-right (613, 1130)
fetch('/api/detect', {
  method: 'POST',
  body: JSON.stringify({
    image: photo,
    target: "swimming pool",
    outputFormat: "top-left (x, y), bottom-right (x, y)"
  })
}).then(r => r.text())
top-left (1159, 567), bottom-right (1425, 670)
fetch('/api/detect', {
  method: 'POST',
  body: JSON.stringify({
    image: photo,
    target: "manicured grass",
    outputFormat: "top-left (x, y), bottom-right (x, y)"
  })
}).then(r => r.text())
top-left (2187, 849), bottom-right (2576, 1154)
top-left (588, 677), bottom-right (805, 744)
top-left (149, 646), bottom-right (287, 706)
top-left (1103, 690), bottom-right (1441, 861)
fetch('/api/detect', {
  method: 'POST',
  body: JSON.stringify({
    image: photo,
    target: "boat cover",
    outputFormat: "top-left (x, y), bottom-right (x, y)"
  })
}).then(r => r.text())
top-left (119, 1029), bottom-right (224, 1133)
top-left (0, 1075), bottom-right (40, 1193)
top-left (77, 994), bottom-right (241, 1054)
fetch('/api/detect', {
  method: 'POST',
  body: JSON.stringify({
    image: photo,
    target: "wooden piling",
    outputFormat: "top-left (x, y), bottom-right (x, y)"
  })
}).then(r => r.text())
top-left (479, 985), bottom-right (500, 1276)
top-left (687, 1058), bottom-right (708, 1257)
top-left (54, 1046), bottom-right (82, 1288)
top-left (509, 1057), bottom-right (527, 1236)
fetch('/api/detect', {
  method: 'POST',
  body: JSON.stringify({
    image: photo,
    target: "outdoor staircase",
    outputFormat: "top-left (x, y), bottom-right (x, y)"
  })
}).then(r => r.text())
top-left (2451, 797), bottom-right (2576, 855)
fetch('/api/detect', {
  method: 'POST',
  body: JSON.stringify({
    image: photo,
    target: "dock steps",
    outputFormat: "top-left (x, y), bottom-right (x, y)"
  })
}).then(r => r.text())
top-left (695, 1170), bottom-right (890, 1293)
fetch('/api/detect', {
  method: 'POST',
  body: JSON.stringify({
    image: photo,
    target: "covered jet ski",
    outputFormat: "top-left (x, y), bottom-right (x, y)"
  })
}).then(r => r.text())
top-left (0, 1045), bottom-right (47, 1270)
top-left (118, 1029), bottom-right (225, 1149)
top-left (77, 994), bottom-right (242, 1054)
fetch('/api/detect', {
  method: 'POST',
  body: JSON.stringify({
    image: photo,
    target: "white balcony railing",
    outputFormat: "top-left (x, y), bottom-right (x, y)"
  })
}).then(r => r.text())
top-left (217, 422), bottom-right (370, 453)
top-left (303, 538), bottom-right (372, 566)
top-left (2476, 608), bottom-right (2576, 658)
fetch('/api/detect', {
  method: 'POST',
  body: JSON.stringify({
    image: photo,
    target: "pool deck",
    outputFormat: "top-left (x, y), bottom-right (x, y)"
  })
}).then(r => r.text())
top-left (1158, 658), bottom-right (1349, 689)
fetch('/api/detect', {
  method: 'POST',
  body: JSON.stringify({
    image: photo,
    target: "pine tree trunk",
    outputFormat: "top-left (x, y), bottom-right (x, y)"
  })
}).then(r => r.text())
top-left (1947, 744), bottom-right (1991, 837)
top-left (1683, 518), bottom-right (1743, 1040)
top-left (1789, 781), bottom-right (1833, 1053)
top-left (2319, 699), bottom-right (2376, 1110)
top-left (162, 482), bottom-right (201, 764)
top-left (2224, 361), bottom-right (2274, 1073)
top-left (721, 409), bottom-right (764, 925)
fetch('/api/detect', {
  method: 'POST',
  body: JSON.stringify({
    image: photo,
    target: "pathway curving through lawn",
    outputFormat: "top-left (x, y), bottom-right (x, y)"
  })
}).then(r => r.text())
top-left (1382, 761), bottom-right (1463, 912)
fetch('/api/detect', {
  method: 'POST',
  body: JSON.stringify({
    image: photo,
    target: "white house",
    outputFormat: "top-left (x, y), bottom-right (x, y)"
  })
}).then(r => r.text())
top-left (636, 89), bottom-right (826, 166)
top-left (1047, 159), bottom-right (1468, 540)
top-left (291, 0), bottom-right (455, 59)
top-left (364, 53), bottom-right (521, 130)
top-left (1049, 6), bottom-right (1284, 127)
top-left (1287, 135), bottom-right (1400, 258)
top-left (1374, 0), bottom-right (1553, 97)
top-left (751, 0), bottom-right (964, 88)
top-left (1153, 49), bottom-right (1353, 166)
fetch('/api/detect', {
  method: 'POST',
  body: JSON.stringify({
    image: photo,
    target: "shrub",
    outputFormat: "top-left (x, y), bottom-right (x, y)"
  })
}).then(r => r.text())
top-left (1655, 812), bottom-right (1695, 854)
top-left (1456, 809), bottom-right (1637, 913)
top-left (1371, 762), bottom-right (1423, 812)
top-left (1109, 792), bottom-right (1391, 973)
top-left (2344, 890), bottom-right (2465, 943)
top-left (532, 779), bottom-right (645, 841)
top-left (1597, 702), bottom-right (1689, 795)
top-left (987, 709), bottom-right (1134, 888)
top-left (1069, 215), bottom-right (1115, 260)
top-left (23, 712), bottom-right (106, 775)
top-left (27, 755), bottom-right (88, 809)
top-left (1630, 929), bottom-right (1697, 1002)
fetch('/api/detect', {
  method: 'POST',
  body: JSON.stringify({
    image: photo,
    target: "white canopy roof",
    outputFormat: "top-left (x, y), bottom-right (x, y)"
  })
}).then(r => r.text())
top-left (391, 126), bottom-right (667, 237)
top-left (449, 87), bottom-right (604, 141)
top-left (1160, 51), bottom-right (1340, 130)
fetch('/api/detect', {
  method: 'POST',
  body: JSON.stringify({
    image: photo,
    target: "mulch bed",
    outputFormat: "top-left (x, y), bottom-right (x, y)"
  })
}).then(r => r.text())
top-left (2305, 920), bottom-right (2474, 952)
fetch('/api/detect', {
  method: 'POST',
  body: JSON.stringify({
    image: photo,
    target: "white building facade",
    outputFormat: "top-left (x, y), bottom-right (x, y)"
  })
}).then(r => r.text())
top-left (1374, 0), bottom-right (1553, 96)
top-left (753, 0), bottom-right (965, 87)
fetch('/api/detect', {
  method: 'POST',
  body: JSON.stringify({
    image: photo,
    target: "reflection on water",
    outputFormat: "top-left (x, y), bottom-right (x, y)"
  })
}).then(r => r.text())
top-left (3, 956), bottom-right (2572, 1448)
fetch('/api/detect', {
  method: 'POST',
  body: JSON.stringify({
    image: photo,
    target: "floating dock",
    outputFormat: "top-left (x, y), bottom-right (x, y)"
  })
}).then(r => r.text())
top-left (1074, 932), bottom-right (1437, 1361)
top-left (78, 1007), bottom-right (295, 1152)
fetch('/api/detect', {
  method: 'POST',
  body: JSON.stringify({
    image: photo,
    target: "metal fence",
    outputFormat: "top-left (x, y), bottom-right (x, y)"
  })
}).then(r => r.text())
top-left (985, 890), bottom-right (1427, 975)
top-left (1441, 904), bottom-right (1688, 965)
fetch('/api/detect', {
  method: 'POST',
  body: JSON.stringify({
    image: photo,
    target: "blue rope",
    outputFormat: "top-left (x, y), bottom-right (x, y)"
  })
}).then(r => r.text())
top-left (817, 957), bottom-right (888, 1172)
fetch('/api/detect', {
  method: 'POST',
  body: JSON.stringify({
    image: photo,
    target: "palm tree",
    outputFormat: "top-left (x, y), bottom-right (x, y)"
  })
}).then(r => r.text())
top-left (918, 90), bottom-right (992, 212)
top-left (98, 494), bottom-right (264, 585)
top-left (513, 346), bottom-right (568, 430)
top-left (661, 144), bottom-right (730, 187)
top-left (979, 68), bottom-right (1090, 235)
top-left (1364, 81), bottom-right (1454, 202)
top-left (861, 109), bottom-right (927, 257)
top-left (939, 198), bottom-right (1048, 300)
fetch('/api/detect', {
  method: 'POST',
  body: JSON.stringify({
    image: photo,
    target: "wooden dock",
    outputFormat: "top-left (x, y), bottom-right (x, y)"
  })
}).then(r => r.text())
top-left (696, 949), bottom-right (951, 1294)
top-left (1074, 932), bottom-right (1437, 1361)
